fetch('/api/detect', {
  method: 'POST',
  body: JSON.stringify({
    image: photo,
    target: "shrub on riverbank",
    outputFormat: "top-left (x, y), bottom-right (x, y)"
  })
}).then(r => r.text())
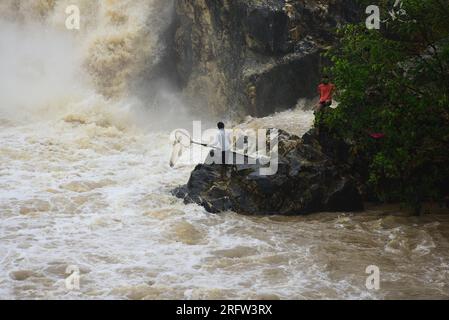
top-left (321, 0), bottom-right (449, 213)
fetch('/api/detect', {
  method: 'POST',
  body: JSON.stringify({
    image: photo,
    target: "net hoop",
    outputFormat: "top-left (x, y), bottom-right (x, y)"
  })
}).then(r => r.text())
top-left (174, 130), bottom-right (192, 148)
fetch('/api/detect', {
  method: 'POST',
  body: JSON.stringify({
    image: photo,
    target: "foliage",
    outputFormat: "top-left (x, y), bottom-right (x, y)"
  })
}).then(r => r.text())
top-left (322, 0), bottom-right (449, 212)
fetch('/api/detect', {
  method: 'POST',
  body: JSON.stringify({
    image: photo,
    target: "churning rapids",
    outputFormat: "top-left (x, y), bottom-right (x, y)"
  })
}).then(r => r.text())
top-left (1, 1), bottom-right (448, 300)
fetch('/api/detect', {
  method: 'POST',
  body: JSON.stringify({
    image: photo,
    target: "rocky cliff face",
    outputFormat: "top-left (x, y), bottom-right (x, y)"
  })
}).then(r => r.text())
top-left (174, 0), bottom-right (359, 118)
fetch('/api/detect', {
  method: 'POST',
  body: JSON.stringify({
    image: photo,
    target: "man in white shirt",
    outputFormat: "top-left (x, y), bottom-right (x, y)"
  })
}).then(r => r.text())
top-left (210, 122), bottom-right (233, 177)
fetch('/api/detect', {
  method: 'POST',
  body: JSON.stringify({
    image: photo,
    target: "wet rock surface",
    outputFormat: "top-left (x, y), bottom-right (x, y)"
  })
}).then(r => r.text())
top-left (173, 129), bottom-right (364, 215)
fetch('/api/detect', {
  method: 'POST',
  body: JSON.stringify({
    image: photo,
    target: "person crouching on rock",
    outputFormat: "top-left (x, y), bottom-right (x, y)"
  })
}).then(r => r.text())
top-left (209, 122), bottom-right (233, 178)
top-left (317, 75), bottom-right (336, 111)
top-left (315, 75), bottom-right (336, 133)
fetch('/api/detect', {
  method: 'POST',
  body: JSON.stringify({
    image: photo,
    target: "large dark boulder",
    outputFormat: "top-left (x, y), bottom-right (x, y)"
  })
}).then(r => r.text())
top-left (173, 129), bottom-right (364, 215)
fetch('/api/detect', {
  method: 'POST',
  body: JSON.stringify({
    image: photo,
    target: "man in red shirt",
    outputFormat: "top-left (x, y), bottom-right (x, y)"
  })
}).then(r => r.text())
top-left (314, 76), bottom-right (336, 134)
top-left (317, 75), bottom-right (336, 112)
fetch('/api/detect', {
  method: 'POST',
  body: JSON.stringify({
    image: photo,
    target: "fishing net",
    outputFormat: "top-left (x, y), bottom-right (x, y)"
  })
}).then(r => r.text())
top-left (174, 130), bottom-right (192, 148)
top-left (169, 130), bottom-right (192, 167)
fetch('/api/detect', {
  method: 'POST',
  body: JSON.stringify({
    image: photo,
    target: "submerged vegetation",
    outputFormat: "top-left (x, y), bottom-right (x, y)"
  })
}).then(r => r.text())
top-left (322, 0), bottom-right (449, 212)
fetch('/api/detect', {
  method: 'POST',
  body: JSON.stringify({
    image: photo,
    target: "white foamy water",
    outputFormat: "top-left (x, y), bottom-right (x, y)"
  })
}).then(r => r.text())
top-left (1, 0), bottom-right (448, 300)
top-left (1, 109), bottom-right (449, 300)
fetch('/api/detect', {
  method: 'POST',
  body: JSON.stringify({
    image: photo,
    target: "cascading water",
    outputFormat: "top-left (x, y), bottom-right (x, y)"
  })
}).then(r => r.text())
top-left (1, 0), bottom-right (448, 300)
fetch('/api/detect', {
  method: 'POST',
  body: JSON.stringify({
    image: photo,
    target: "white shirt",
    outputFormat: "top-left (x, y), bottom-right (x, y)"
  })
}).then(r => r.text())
top-left (210, 129), bottom-right (232, 151)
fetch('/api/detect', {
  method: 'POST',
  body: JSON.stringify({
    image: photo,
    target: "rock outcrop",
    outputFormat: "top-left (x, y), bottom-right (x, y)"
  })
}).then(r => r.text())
top-left (174, 0), bottom-right (359, 117)
top-left (173, 129), bottom-right (364, 215)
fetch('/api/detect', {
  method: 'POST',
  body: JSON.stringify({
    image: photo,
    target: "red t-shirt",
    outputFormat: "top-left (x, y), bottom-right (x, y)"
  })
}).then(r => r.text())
top-left (318, 83), bottom-right (335, 103)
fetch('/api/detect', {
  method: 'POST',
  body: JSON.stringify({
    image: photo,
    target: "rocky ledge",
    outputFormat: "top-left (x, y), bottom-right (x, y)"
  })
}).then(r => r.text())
top-left (173, 129), bottom-right (364, 215)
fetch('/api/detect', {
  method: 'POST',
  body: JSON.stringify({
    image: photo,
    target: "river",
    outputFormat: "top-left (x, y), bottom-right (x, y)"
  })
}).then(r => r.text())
top-left (0, 0), bottom-right (448, 300)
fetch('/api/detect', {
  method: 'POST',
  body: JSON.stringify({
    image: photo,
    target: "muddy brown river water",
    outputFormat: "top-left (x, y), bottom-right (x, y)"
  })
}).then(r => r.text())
top-left (1, 114), bottom-right (448, 299)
